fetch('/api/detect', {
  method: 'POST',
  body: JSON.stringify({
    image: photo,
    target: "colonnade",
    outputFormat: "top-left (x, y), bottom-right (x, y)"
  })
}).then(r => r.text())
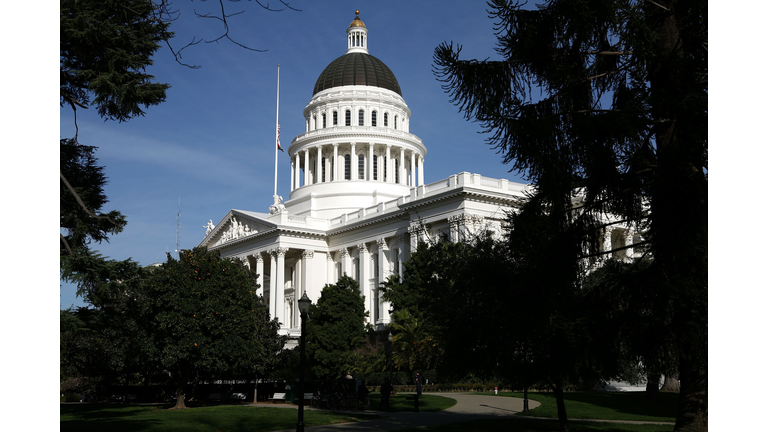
top-left (240, 234), bottom-right (413, 332)
top-left (290, 143), bottom-right (424, 191)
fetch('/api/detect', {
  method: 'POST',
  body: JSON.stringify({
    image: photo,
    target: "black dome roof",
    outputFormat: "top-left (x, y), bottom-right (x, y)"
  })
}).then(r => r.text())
top-left (313, 52), bottom-right (401, 96)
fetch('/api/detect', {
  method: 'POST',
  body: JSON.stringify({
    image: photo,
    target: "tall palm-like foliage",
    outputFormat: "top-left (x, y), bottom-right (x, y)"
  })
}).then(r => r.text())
top-left (389, 310), bottom-right (442, 373)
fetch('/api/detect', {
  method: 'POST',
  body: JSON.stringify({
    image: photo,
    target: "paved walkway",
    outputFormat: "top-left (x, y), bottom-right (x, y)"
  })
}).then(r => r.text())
top-left (264, 393), bottom-right (543, 431)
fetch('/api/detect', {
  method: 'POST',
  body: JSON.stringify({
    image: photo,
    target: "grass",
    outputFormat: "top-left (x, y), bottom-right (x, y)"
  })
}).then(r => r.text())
top-left (398, 418), bottom-right (674, 432)
top-left (60, 403), bottom-right (381, 432)
top-left (476, 391), bottom-right (678, 422)
top-left (367, 393), bottom-right (458, 412)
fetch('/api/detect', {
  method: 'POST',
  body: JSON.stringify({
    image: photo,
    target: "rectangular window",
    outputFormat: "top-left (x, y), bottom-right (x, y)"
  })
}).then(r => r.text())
top-left (345, 110), bottom-right (351, 126)
top-left (358, 110), bottom-right (364, 126)
top-left (373, 156), bottom-right (378, 180)
top-left (371, 111), bottom-right (377, 127)
top-left (322, 157), bottom-right (326, 182)
top-left (322, 113), bottom-right (326, 128)
top-left (358, 154), bottom-right (365, 179)
top-left (333, 111), bottom-right (338, 125)
top-left (344, 154), bottom-right (351, 180)
top-left (384, 113), bottom-right (388, 127)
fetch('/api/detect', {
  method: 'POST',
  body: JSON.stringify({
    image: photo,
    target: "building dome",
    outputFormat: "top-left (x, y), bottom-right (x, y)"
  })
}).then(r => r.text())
top-left (312, 52), bottom-right (402, 96)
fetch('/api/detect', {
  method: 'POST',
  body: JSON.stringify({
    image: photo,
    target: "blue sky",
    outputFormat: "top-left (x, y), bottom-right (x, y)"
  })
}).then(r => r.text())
top-left (58, 1), bottom-right (531, 309)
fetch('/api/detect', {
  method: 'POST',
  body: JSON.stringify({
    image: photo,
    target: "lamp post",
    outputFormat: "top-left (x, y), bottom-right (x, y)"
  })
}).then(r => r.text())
top-left (296, 293), bottom-right (312, 432)
top-left (387, 331), bottom-right (393, 386)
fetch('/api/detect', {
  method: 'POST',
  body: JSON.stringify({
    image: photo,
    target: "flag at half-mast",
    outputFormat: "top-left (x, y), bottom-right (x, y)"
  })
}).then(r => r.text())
top-left (276, 124), bottom-right (284, 152)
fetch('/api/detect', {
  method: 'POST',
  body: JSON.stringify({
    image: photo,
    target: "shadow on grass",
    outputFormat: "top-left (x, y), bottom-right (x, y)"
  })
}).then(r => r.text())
top-left (399, 417), bottom-right (674, 432)
top-left (60, 404), bottom-right (379, 432)
top-left (485, 392), bottom-right (678, 422)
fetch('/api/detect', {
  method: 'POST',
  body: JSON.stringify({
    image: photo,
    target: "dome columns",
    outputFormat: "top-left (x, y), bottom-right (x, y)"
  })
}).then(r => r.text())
top-left (289, 142), bottom-right (425, 192)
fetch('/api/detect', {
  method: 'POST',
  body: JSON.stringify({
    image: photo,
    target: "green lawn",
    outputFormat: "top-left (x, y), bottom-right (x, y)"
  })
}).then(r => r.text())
top-left (399, 418), bottom-right (674, 432)
top-left (60, 404), bottom-right (380, 432)
top-left (367, 393), bottom-right (457, 412)
top-left (477, 391), bottom-right (678, 422)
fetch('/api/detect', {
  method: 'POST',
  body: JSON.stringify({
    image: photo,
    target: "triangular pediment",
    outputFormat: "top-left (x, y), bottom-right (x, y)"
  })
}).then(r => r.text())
top-left (200, 209), bottom-right (277, 247)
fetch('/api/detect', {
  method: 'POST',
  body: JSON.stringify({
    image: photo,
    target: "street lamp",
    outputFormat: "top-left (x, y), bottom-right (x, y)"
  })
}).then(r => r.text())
top-left (387, 330), bottom-right (393, 386)
top-left (296, 293), bottom-right (312, 432)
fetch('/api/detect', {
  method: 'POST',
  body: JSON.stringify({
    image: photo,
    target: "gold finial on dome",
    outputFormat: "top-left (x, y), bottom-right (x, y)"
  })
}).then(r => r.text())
top-left (349, 10), bottom-right (366, 28)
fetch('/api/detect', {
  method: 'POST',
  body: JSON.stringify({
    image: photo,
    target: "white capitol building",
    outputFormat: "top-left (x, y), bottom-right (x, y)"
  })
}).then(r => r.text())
top-left (198, 12), bottom-right (639, 345)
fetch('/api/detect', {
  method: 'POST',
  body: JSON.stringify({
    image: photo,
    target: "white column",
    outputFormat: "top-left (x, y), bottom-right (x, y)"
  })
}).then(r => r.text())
top-left (290, 159), bottom-right (295, 191)
top-left (418, 155), bottom-right (424, 186)
top-left (316, 146), bottom-right (322, 183)
top-left (377, 238), bottom-right (391, 323)
top-left (333, 143), bottom-right (339, 181)
top-left (340, 248), bottom-right (351, 277)
top-left (350, 143), bottom-right (357, 180)
top-left (326, 252), bottom-right (336, 284)
top-left (624, 231), bottom-right (634, 260)
top-left (410, 151), bottom-right (416, 186)
top-left (385, 145), bottom-right (392, 183)
top-left (274, 248), bottom-right (287, 328)
top-left (358, 243), bottom-right (370, 323)
top-left (368, 143), bottom-right (374, 181)
top-left (399, 148), bottom-right (405, 185)
top-left (294, 153), bottom-right (300, 190)
top-left (301, 249), bottom-right (313, 299)
top-left (269, 251), bottom-right (277, 320)
top-left (255, 253), bottom-right (265, 297)
top-left (304, 149), bottom-right (310, 186)
top-left (448, 216), bottom-right (460, 243)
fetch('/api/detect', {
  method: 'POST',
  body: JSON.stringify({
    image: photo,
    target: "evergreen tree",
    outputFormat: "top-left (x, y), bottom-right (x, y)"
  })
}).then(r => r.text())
top-left (434, 1), bottom-right (707, 430)
top-left (141, 247), bottom-right (284, 409)
top-left (306, 276), bottom-right (368, 379)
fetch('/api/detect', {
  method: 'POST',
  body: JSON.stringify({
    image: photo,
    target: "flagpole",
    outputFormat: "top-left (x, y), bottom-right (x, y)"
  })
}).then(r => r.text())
top-left (274, 64), bottom-right (280, 197)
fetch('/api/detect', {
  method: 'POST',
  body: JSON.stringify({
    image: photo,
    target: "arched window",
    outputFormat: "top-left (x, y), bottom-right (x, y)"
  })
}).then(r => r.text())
top-left (333, 111), bottom-right (338, 126)
top-left (358, 154), bottom-right (365, 179)
top-left (395, 158), bottom-right (400, 183)
top-left (373, 155), bottom-right (378, 180)
top-left (345, 110), bottom-right (351, 126)
top-left (384, 112), bottom-right (389, 127)
top-left (394, 115), bottom-right (398, 129)
top-left (322, 113), bottom-right (326, 128)
top-left (371, 111), bottom-right (377, 127)
top-left (358, 109), bottom-right (364, 126)
top-left (344, 154), bottom-right (351, 180)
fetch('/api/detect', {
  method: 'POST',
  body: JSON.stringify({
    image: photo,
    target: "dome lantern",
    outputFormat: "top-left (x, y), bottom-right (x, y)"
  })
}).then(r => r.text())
top-left (346, 10), bottom-right (368, 54)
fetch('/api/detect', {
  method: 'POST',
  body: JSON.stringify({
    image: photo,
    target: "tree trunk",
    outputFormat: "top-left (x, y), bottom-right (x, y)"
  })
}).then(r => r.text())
top-left (674, 358), bottom-right (707, 431)
top-left (645, 372), bottom-right (660, 400)
top-left (661, 372), bottom-right (680, 392)
top-left (553, 380), bottom-right (570, 432)
top-left (170, 372), bottom-right (188, 410)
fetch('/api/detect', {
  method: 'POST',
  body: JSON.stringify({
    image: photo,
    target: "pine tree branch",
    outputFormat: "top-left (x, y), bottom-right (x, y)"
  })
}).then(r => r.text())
top-left (60, 170), bottom-right (119, 227)
top-left (61, 233), bottom-right (74, 256)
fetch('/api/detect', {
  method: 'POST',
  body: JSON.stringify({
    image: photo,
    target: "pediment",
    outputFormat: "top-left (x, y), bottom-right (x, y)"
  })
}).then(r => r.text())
top-left (200, 210), bottom-right (276, 247)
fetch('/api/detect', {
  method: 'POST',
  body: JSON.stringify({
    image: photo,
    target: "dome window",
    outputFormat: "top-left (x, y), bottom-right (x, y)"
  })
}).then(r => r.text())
top-left (358, 154), bottom-right (365, 179)
top-left (373, 156), bottom-right (378, 180)
top-left (333, 111), bottom-right (338, 126)
top-left (394, 115), bottom-right (398, 130)
top-left (345, 110), bottom-right (351, 126)
top-left (384, 112), bottom-right (388, 127)
top-left (371, 111), bottom-right (377, 127)
top-left (322, 113), bottom-right (327, 128)
top-left (344, 154), bottom-right (351, 180)
top-left (358, 109), bottom-right (364, 126)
